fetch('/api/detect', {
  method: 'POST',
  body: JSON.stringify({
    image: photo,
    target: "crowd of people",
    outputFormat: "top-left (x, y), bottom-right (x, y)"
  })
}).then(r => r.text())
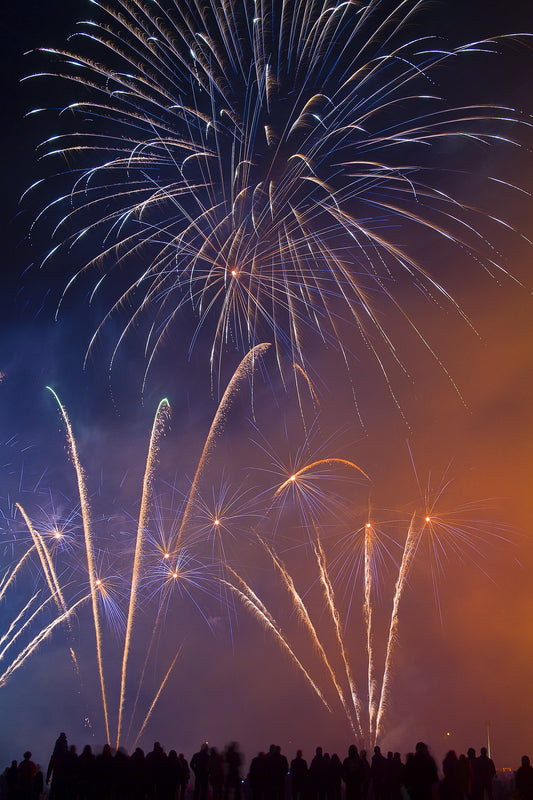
top-left (2, 735), bottom-right (533, 800)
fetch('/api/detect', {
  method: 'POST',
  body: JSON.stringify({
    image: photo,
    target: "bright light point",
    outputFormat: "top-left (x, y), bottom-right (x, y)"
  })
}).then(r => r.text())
top-left (290, 475), bottom-right (296, 482)
top-left (164, 553), bottom-right (170, 559)
top-left (172, 572), bottom-right (178, 579)
top-left (425, 516), bottom-right (431, 523)
top-left (54, 531), bottom-right (62, 539)
top-left (214, 519), bottom-right (220, 526)
top-left (231, 269), bottom-right (238, 278)
top-left (95, 579), bottom-right (102, 586)
top-left (365, 523), bottom-right (371, 529)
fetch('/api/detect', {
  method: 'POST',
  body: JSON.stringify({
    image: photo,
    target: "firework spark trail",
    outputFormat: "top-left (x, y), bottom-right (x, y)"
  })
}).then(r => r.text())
top-left (364, 524), bottom-right (379, 744)
top-left (314, 530), bottom-right (364, 739)
top-left (131, 645), bottom-right (184, 751)
top-left (124, 625), bottom-right (164, 747)
top-left (375, 512), bottom-right (421, 741)
top-left (117, 398), bottom-right (171, 749)
top-left (272, 458), bottom-right (371, 509)
top-left (0, 593), bottom-right (40, 654)
top-left (3, 506), bottom-right (85, 692)
top-left (0, 544), bottom-right (36, 601)
top-left (222, 569), bottom-right (331, 711)
top-left (292, 363), bottom-right (321, 425)
top-left (292, 365), bottom-right (316, 400)
top-left (257, 535), bottom-right (357, 732)
top-left (0, 590), bottom-right (72, 668)
top-left (313, 535), bottom-right (364, 740)
top-left (0, 593), bottom-right (89, 688)
top-left (175, 343), bottom-right (270, 548)
top-left (46, 387), bottom-right (111, 743)
top-left (16, 504), bottom-right (70, 619)
top-left (16, 502), bottom-right (84, 684)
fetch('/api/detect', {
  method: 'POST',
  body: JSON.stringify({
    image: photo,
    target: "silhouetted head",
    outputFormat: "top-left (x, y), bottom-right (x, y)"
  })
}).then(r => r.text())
top-left (297, 750), bottom-right (302, 758)
top-left (53, 734), bottom-right (68, 756)
top-left (522, 756), bottom-right (530, 768)
top-left (374, 746), bottom-right (381, 755)
top-left (316, 747), bottom-right (323, 757)
top-left (349, 745), bottom-right (358, 758)
top-left (23, 752), bottom-right (31, 760)
top-left (467, 749), bottom-right (476, 759)
top-left (415, 743), bottom-right (427, 755)
top-left (481, 748), bottom-right (488, 757)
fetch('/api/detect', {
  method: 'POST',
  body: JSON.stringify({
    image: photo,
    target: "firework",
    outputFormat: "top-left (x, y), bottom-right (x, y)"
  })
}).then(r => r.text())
top-left (25, 0), bottom-right (531, 404)
top-left (221, 442), bottom-right (514, 746)
top-left (0, 526), bottom-right (89, 689)
top-left (47, 386), bottom-right (112, 743)
top-left (5, 370), bottom-right (513, 748)
top-left (12, 348), bottom-right (271, 748)
top-left (117, 398), bottom-right (170, 748)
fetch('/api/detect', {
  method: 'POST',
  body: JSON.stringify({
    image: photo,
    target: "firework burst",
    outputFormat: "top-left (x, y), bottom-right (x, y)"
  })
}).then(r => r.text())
top-left (25, 0), bottom-right (532, 407)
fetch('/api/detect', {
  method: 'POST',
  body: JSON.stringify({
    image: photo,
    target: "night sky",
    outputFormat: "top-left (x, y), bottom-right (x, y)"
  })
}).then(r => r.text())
top-left (1, 0), bottom-right (533, 776)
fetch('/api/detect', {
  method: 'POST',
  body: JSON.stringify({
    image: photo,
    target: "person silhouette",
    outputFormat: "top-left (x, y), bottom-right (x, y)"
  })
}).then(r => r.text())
top-left (18, 753), bottom-right (37, 800)
top-left (477, 748), bottom-right (496, 800)
top-left (191, 743), bottom-right (210, 800)
top-left (290, 750), bottom-right (308, 800)
top-left (516, 757), bottom-right (533, 800)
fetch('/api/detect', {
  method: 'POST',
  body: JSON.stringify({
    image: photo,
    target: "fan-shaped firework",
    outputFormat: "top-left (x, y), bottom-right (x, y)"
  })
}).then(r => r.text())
top-left (26, 0), bottom-right (531, 397)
